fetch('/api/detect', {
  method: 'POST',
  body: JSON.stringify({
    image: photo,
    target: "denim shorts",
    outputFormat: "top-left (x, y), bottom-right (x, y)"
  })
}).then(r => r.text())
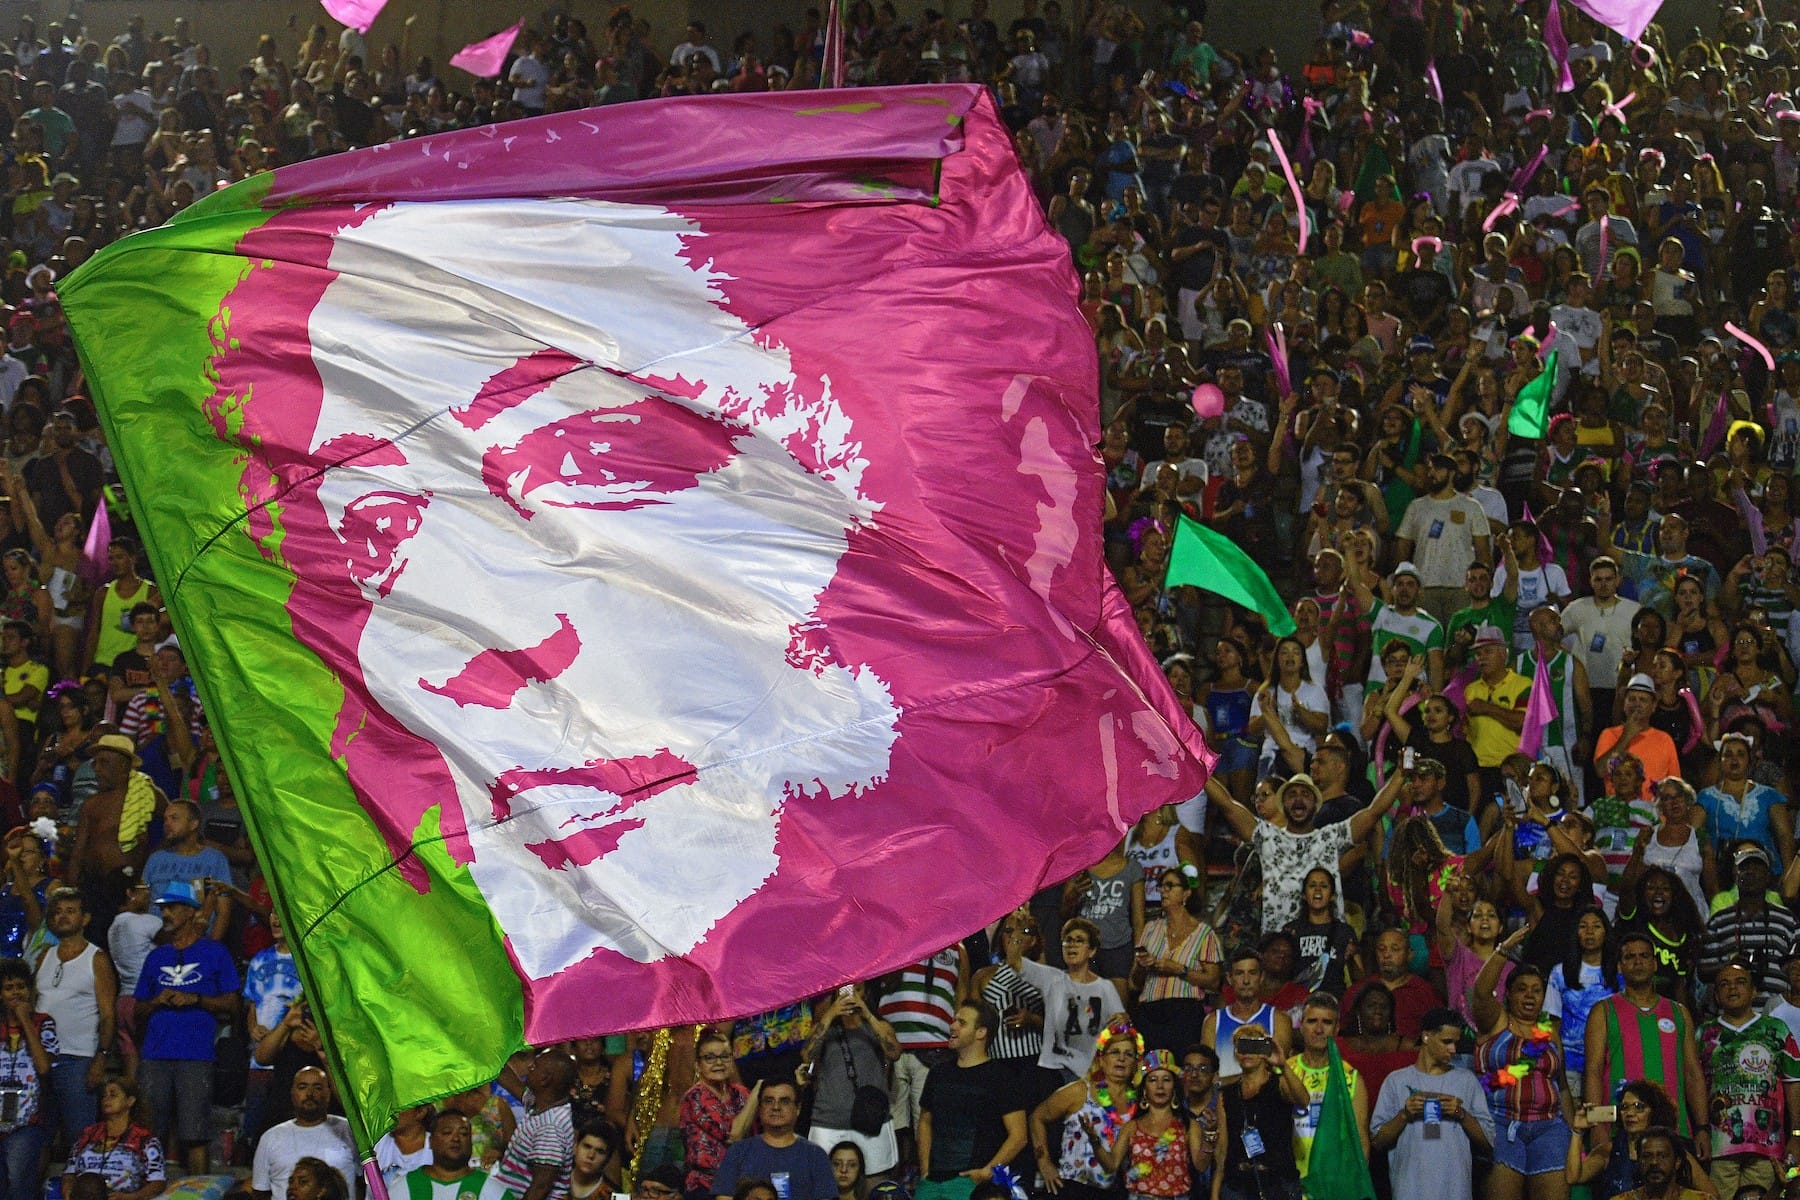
top-left (1491, 1116), bottom-right (1572, 1175)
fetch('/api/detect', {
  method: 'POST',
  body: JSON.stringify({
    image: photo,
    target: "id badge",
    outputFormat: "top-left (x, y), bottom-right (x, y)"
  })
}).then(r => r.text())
top-left (771, 1174), bottom-right (792, 1200)
top-left (1422, 1098), bottom-right (1442, 1140)
top-left (1241, 1128), bottom-right (1266, 1158)
top-left (1590, 632), bottom-right (1606, 653)
top-left (1428, 519), bottom-right (1445, 539)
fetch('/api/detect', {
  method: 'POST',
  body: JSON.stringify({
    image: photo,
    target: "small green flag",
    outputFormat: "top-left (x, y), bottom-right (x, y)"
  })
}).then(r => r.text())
top-left (1506, 348), bottom-right (1559, 439)
top-left (1305, 1042), bottom-right (1376, 1200)
top-left (1165, 514), bottom-right (1296, 636)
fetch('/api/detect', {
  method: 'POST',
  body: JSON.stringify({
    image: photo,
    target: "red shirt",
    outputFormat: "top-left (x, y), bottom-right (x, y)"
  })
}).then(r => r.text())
top-left (1340, 973), bottom-right (1445, 1040)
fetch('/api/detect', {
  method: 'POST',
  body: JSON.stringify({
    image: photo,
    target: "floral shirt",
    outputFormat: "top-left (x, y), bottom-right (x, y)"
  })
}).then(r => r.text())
top-left (680, 1080), bottom-right (749, 1195)
top-left (0, 1012), bottom-right (55, 1130)
top-left (66, 1121), bottom-right (165, 1193)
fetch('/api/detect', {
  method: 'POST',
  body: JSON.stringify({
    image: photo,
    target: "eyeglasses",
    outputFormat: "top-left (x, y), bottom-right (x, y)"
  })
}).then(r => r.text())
top-left (698, 1053), bottom-right (732, 1064)
top-left (639, 1186), bottom-right (680, 1200)
top-left (1619, 1100), bottom-right (1650, 1112)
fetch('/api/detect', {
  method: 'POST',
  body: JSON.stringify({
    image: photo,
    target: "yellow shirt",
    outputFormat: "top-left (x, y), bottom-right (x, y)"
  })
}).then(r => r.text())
top-left (1466, 669), bottom-right (1530, 767)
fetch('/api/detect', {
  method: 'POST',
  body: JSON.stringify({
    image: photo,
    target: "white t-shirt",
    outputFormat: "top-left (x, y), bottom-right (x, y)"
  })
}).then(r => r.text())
top-left (253, 1117), bottom-right (357, 1200)
top-left (106, 910), bottom-right (162, 992)
top-left (508, 54), bottom-right (550, 109)
top-left (1560, 594), bottom-right (1641, 684)
top-left (1019, 958), bottom-right (1125, 1076)
top-left (1260, 679), bottom-right (1329, 757)
top-left (1491, 562), bottom-right (1572, 650)
top-left (376, 1135), bottom-right (434, 1192)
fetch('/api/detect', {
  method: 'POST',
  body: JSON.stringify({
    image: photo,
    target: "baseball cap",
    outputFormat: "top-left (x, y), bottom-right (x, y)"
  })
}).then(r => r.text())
top-left (1407, 335), bottom-right (1436, 354)
top-left (1472, 625), bottom-right (1507, 648)
top-left (155, 880), bottom-right (200, 908)
top-left (1625, 673), bottom-right (1655, 693)
top-left (1735, 843), bottom-right (1771, 868)
top-left (1391, 561), bottom-right (1421, 581)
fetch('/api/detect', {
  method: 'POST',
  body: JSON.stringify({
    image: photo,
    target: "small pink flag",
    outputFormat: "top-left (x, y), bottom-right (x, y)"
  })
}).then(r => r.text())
top-left (1482, 194), bottom-right (1520, 233)
top-left (1545, 0), bottom-right (1575, 92)
top-left (1520, 499), bottom-right (1554, 565)
top-left (319, 0), bottom-right (387, 35)
top-left (1425, 62), bottom-right (1443, 105)
top-left (79, 493), bottom-right (110, 587)
top-left (1700, 388), bottom-right (1731, 458)
top-left (1266, 130), bottom-right (1308, 255)
top-left (1725, 320), bottom-right (1777, 373)
top-left (450, 21), bottom-right (522, 79)
top-left (1517, 646), bottom-right (1557, 758)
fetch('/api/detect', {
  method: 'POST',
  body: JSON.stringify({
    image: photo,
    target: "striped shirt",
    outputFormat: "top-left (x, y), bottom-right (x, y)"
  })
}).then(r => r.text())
top-left (1137, 918), bottom-right (1223, 1004)
top-left (979, 963), bottom-right (1044, 1062)
top-left (1474, 1026), bottom-right (1562, 1122)
top-left (1697, 902), bottom-right (1800, 1001)
top-left (1600, 994), bottom-right (1693, 1137)
top-left (877, 948), bottom-right (962, 1051)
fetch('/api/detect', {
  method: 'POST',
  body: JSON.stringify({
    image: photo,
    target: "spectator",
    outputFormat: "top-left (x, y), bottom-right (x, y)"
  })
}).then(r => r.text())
top-left (32, 887), bottom-right (113, 1153)
top-left (0, 956), bottom-right (54, 1200)
top-left (710, 1079), bottom-right (834, 1200)
top-left (1696, 844), bottom-right (1799, 1000)
top-left (1370, 1009), bottom-right (1494, 1200)
top-left (679, 1032), bottom-right (748, 1200)
top-left (1212, 1023), bottom-right (1307, 1200)
top-left (1341, 928), bottom-right (1443, 1042)
top-left (402, 1109), bottom-right (489, 1200)
top-left (1697, 960), bottom-right (1800, 1196)
top-left (1200, 947), bottom-right (1292, 1080)
top-left (132, 878), bottom-right (236, 1175)
top-left (251, 1067), bottom-right (355, 1200)
top-left (1581, 932), bottom-right (1708, 1143)
top-left (799, 983), bottom-right (900, 1176)
top-left (63, 1077), bottom-right (163, 1200)
top-left (486, 1049), bottom-right (577, 1200)
top-left (913, 1000), bottom-right (1026, 1199)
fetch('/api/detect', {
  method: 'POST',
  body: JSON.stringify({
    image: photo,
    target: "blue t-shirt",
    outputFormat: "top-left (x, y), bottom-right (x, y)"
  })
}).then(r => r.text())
top-left (134, 937), bottom-right (239, 1061)
top-left (710, 1137), bottom-right (836, 1200)
top-left (242, 947), bottom-right (301, 1072)
top-left (142, 846), bottom-right (233, 907)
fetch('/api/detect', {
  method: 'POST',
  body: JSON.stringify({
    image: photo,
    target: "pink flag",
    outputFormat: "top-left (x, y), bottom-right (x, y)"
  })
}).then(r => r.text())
top-left (1517, 648), bottom-right (1557, 758)
top-left (1425, 61), bottom-right (1443, 105)
top-left (822, 0), bottom-right (846, 88)
top-left (60, 85), bottom-right (1212, 1137)
top-left (1567, 0), bottom-right (1663, 41)
top-left (1726, 320), bottom-right (1777, 373)
top-left (1521, 499), bottom-right (1554, 565)
top-left (449, 21), bottom-right (521, 78)
top-left (78, 493), bottom-right (110, 587)
top-left (1545, 0), bottom-right (1575, 93)
top-left (1482, 194), bottom-right (1520, 233)
top-left (1701, 388), bottom-right (1731, 457)
top-left (320, 0), bottom-right (387, 35)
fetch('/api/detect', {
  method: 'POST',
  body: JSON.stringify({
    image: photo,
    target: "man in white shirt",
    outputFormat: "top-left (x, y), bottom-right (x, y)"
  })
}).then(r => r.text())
top-left (507, 33), bottom-right (551, 115)
top-left (252, 1067), bottom-right (357, 1200)
top-left (669, 22), bottom-right (723, 72)
top-left (1141, 423), bottom-right (1207, 497)
top-left (1561, 555), bottom-right (1641, 729)
top-left (1550, 273), bottom-right (1605, 386)
top-left (1394, 453), bottom-right (1492, 625)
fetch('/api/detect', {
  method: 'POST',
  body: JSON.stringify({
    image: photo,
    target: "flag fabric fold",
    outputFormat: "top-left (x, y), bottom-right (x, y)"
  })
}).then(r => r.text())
top-left (1307, 1042), bottom-right (1377, 1200)
top-left (1566, 0), bottom-right (1665, 42)
top-left (59, 85), bottom-right (1210, 1152)
top-left (1507, 349), bottom-right (1559, 439)
top-left (449, 22), bottom-right (521, 78)
top-left (1518, 648), bottom-right (1557, 759)
top-left (1166, 514), bottom-right (1297, 636)
top-left (320, 0), bottom-right (387, 35)
top-left (78, 494), bottom-right (111, 587)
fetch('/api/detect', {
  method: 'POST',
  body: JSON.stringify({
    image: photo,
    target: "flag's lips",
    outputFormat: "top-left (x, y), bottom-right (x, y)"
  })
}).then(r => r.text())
top-left (487, 749), bottom-right (697, 822)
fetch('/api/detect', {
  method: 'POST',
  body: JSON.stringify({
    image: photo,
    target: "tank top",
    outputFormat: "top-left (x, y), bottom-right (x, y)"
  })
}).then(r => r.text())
top-left (1126, 825), bottom-right (1182, 908)
top-left (1601, 993), bottom-right (1692, 1136)
top-left (1058, 1090), bottom-right (1127, 1187)
top-left (1081, 859), bottom-right (1137, 950)
top-left (1203, 686), bottom-right (1253, 743)
top-left (35, 941), bottom-right (98, 1056)
top-left (1642, 828), bottom-right (1707, 915)
top-left (1123, 1117), bottom-right (1191, 1198)
top-left (1292, 1057), bottom-right (1361, 1179)
top-left (1214, 1002), bottom-right (1276, 1078)
top-left (93, 577), bottom-right (148, 667)
top-left (980, 963), bottom-right (1044, 1062)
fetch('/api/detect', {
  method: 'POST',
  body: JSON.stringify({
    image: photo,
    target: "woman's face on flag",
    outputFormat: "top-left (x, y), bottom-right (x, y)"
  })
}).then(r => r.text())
top-left (302, 198), bottom-right (899, 976)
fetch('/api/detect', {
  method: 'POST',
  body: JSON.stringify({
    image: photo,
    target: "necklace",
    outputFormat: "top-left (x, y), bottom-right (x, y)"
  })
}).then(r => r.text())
top-left (1481, 1017), bottom-right (1555, 1088)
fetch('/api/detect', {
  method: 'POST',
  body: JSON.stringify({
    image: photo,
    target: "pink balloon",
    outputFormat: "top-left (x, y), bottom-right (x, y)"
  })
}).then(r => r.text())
top-left (1192, 382), bottom-right (1226, 418)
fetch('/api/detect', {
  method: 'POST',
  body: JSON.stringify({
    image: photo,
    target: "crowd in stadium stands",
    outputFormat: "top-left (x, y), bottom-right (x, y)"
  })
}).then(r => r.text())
top-left (8, 2), bottom-right (1800, 1200)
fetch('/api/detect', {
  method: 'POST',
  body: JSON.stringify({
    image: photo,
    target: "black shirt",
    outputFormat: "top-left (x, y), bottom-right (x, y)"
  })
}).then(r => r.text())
top-left (918, 1059), bottom-right (1020, 1177)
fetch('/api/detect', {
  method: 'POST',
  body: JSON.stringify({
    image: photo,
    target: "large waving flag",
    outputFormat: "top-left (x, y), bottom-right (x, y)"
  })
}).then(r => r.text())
top-left (59, 86), bottom-right (1210, 1150)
